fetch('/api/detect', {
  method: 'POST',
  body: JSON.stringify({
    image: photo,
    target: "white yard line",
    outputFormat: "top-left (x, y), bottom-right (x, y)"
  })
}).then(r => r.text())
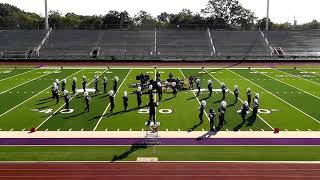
top-left (228, 69), bottom-right (320, 124)
top-left (0, 73), bottom-right (50, 95)
top-left (204, 69), bottom-right (274, 130)
top-left (178, 69), bottom-right (210, 123)
top-left (36, 70), bottom-right (106, 130)
top-left (273, 68), bottom-right (320, 87)
top-left (0, 69), bottom-right (84, 118)
top-left (93, 69), bottom-right (132, 131)
top-left (255, 69), bottom-right (320, 100)
top-left (0, 68), bottom-right (39, 82)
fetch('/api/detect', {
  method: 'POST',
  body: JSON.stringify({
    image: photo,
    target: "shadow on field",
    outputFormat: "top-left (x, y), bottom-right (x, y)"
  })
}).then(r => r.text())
top-left (63, 112), bottom-right (85, 119)
top-left (246, 114), bottom-right (257, 127)
top-left (162, 97), bottom-right (174, 102)
top-left (112, 142), bottom-right (148, 162)
top-left (188, 121), bottom-right (203, 132)
top-left (186, 96), bottom-right (196, 101)
top-left (196, 131), bottom-right (217, 141)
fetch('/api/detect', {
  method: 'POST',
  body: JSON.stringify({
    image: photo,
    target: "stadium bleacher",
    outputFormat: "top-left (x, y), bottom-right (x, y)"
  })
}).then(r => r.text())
top-left (1, 29), bottom-right (320, 59)
top-left (0, 30), bottom-right (45, 57)
top-left (212, 31), bottom-right (270, 56)
top-left (98, 30), bottom-right (154, 56)
top-left (40, 30), bottom-right (100, 57)
top-left (265, 31), bottom-right (320, 56)
top-left (157, 30), bottom-right (212, 56)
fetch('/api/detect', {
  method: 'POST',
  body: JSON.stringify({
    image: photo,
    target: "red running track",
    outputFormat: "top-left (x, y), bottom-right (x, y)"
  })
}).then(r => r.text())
top-left (0, 163), bottom-right (319, 180)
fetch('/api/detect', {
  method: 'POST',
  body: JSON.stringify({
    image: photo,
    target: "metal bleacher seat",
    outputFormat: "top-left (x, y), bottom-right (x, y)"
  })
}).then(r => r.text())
top-left (40, 30), bottom-right (100, 57)
top-left (98, 30), bottom-right (154, 56)
top-left (212, 31), bottom-right (270, 56)
top-left (0, 30), bottom-right (45, 58)
top-left (265, 31), bottom-right (320, 56)
top-left (157, 30), bottom-right (212, 56)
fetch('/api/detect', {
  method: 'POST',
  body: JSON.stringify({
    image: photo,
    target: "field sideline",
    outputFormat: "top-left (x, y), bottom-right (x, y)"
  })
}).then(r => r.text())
top-left (0, 66), bottom-right (319, 133)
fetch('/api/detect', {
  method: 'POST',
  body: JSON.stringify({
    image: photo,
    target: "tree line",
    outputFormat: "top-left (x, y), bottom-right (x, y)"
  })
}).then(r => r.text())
top-left (1, 0), bottom-right (320, 30)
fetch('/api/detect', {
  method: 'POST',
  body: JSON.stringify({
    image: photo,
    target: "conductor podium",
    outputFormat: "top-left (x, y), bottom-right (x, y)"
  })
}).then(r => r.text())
top-left (144, 121), bottom-right (160, 145)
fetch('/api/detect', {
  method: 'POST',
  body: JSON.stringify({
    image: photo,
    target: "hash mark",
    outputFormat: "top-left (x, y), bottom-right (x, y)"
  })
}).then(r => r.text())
top-left (296, 129), bottom-right (300, 131)
top-left (69, 129), bottom-right (72, 131)
top-left (81, 129), bottom-right (84, 131)
top-left (10, 129), bottom-right (13, 131)
top-left (57, 129), bottom-right (60, 131)
top-left (45, 129), bottom-right (48, 131)
top-left (308, 129), bottom-right (312, 131)
top-left (261, 129), bottom-right (264, 131)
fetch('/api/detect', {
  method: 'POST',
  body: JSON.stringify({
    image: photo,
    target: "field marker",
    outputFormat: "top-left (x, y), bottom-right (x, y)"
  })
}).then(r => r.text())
top-left (93, 69), bottom-right (132, 131)
top-left (204, 69), bottom-right (274, 130)
top-left (228, 69), bottom-right (320, 124)
top-left (261, 129), bottom-right (264, 131)
top-left (10, 129), bottom-right (13, 131)
top-left (45, 129), bottom-right (48, 131)
top-left (0, 73), bottom-right (50, 95)
top-left (285, 129), bottom-right (288, 131)
top-left (81, 129), bottom-right (84, 131)
top-left (141, 129), bottom-right (144, 132)
top-left (257, 69), bottom-right (320, 100)
top-left (166, 129), bottom-right (168, 131)
top-left (308, 129), bottom-right (312, 131)
top-left (0, 68), bottom-right (39, 82)
top-left (226, 129), bottom-right (229, 131)
top-left (36, 69), bottom-right (102, 130)
top-left (202, 128), bottom-right (205, 131)
top-left (69, 129), bottom-right (72, 131)
top-left (249, 129), bottom-right (252, 131)
top-left (117, 129), bottom-right (120, 131)
top-left (129, 129), bottom-right (132, 131)
top-left (105, 128), bottom-right (108, 131)
top-left (57, 129), bottom-right (60, 131)
top-left (0, 69), bottom-right (84, 118)
top-left (276, 69), bottom-right (320, 86)
top-left (21, 129), bottom-right (25, 131)
top-left (296, 129), bottom-right (300, 131)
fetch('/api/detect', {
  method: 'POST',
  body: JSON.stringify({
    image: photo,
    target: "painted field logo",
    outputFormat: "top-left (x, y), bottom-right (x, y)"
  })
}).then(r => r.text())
top-left (60, 109), bottom-right (74, 114)
top-left (1, 70), bottom-right (12, 74)
top-left (138, 109), bottom-right (173, 114)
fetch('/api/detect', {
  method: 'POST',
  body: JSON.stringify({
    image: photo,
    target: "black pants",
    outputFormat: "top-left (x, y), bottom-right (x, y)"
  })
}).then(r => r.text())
top-left (248, 97), bottom-right (251, 107)
top-left (241, 113), bottom-right (246, 123)
top-left (65, 101), bottom-right (70, 110)
top-left (95, 85), bottom-right (99, 92)
top-left (209, 89), bottom-right (212, 96)
top-left (113, 85), bottom-right (117, 93)
top-left (103, 84), bottom-right (107, 93)
top-left (222, 91), bottom-right (226, 100)
top-left (110, 103), bottom-right (115, 113)
top-left (219, 115), bottom-right (225, 127)
top-left (124, 102), bottom-right (128, 111)
top-left (235, 95), bottom-right (238, 103)
top-left (149, 112), bottom-right (156, 124)
top-left (83, 85), bottom-right (86, 92)
top-left (199, 112), bottom-right (203, 123)
top-left (197, 87), bottom-right (201, 96)
top-left (84, 103), bottom-right (90, 112)
top-left (72, 86), bottom-right (76, 94)
top-left (137, 98), bottom-right (142, 108)
top-left (158, 92), bottom-right (162, 101)
top-left (54, 93), bottom-right (59, 104)
top-left (210, 118), bottom-right (215, 131)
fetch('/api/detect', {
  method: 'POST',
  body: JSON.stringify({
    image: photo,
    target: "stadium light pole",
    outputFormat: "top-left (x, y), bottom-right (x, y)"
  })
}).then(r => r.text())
top-left (266, 0), bottom-right (270, 31)
top-left (45, 0), bottom-right (49, 31)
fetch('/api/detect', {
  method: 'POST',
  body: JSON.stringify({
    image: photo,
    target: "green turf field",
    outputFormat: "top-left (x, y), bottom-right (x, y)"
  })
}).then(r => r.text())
top-left (0, 67), bottom-right (319, 132)
top-left (0, 146), bottom-right (319, 161)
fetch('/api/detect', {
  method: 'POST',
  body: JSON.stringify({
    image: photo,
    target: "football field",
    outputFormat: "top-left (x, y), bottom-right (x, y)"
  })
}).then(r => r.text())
top-left (0, 66), bottom-right (319, 132)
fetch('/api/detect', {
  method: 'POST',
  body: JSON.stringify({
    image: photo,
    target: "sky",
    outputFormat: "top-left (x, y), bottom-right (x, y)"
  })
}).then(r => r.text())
top-left (0, 0), bottom-right (319, 24)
